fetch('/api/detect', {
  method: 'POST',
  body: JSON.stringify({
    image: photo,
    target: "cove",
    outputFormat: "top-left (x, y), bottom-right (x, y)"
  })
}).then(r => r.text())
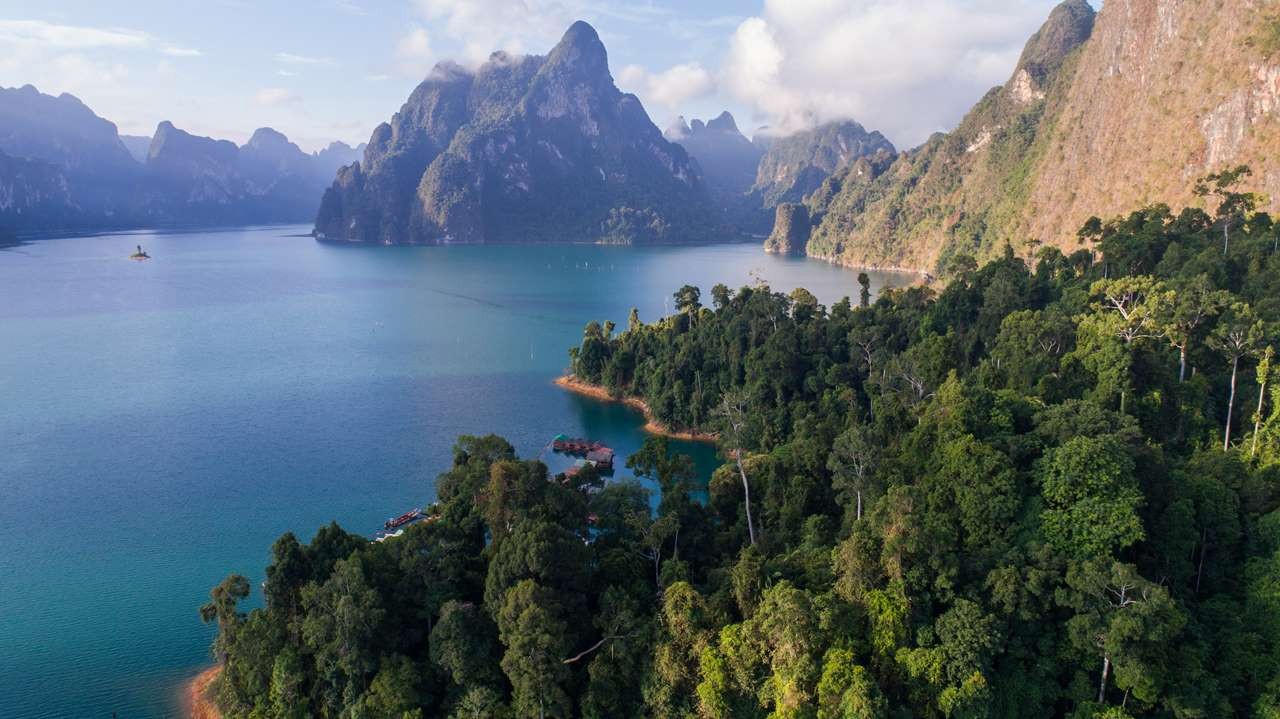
top-left (0, 225), bottom-right (910, 718)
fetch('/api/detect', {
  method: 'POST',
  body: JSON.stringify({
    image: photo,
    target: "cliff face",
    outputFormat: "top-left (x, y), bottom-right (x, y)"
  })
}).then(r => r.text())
top-left (1023, 0), bottom-right (1280, 247)
top-left (803, 0), bottom-right (1280, 274)
top-left (316, 21), bottom-right (715, 245)
top-left (763, 203), bottom-right (810, 255)
top-left (804, 0), bottom-right (1097, 273)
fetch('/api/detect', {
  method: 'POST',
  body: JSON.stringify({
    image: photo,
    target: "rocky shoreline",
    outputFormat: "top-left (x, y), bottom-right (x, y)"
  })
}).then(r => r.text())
top-left (554, 375), bottom-right (718, 443)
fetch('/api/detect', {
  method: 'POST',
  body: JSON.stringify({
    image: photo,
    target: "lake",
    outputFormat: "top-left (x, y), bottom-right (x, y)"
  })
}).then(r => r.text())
top-left (0, 225), bottom-right (909, 718)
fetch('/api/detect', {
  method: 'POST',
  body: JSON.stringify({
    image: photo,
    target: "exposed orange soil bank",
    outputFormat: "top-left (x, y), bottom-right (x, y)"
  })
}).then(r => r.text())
top-left (185, 666), bottom-right (222, 719)
top-left (554, 375), bottom-right (718, 443)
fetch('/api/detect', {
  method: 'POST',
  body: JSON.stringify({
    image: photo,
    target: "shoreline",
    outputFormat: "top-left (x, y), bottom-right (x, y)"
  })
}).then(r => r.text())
top-left (185, 666), bottom-right (222, 719)
top-left (804, 251), bottom-right (933, 283)
top-left (554, 375), bottom-right (718, 443)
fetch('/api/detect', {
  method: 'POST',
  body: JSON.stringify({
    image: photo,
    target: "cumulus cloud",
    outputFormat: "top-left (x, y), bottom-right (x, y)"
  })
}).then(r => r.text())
top-left (412, 0), bottom-right (580, 63)
top-left (618, 62), bottom-right (716, 113)
top-left (722, 0), bottom-right (1058, 147)
top-left (253, 87), bottom-right (300, 106)
top-left (395, 25), bottom-right (434, 77)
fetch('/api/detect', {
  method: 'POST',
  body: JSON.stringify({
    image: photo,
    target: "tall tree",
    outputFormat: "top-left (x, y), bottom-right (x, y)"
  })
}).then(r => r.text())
top-left (857, 272), bottom-right (872, 309)
top-left (1254, 346), bottom-right (1274, 458)
top-left (713, 387), bottom-right (757, 546)
top-left (1194, 165), bottom-right (1262, 254)
top-left (1153, 275), bottom-right (1228, 383)
top-left (827, 424), bottom-right (879, 521)
top-left (1209, 302), bottom-right (1266, 451)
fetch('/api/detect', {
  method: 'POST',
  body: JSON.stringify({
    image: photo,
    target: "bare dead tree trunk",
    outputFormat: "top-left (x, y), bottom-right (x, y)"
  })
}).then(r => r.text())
top-left (1255, 373), bottom-right (1269, 459)
top-left (1195, 527), bottom-right (1208, 594)
top-left (737, 454), bottom-right (756, 546)
top-left (1098, 655), bottom-right (1111, 704)
top-left (1225, 355), bottom-right (1240, 451)
top-left (856, 490), bottom-right (863, 521)
top-left (1179, 344), bottom-right (1188, 384)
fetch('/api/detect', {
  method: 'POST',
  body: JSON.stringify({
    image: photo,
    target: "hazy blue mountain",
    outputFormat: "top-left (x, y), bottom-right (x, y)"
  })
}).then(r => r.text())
top-left (666, 111), bottom-right (768, 234)
top-left (0, 85), bottom-right (362, 232)
top-left (313, 140), bottom-right (365, 172)
top-left (316, 21), bottom-right (715, 245)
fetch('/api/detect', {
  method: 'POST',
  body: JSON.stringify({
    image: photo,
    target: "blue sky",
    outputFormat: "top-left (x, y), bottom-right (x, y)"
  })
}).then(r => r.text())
top-left (0, 0), bottom-right (1067, 152)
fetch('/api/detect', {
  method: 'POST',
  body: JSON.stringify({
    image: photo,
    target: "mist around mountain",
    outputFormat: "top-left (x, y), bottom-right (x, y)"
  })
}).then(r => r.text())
top-left (315, 22), bottom-right (716, 245)
top-left (0, 84), bottom-right (363, 233)
top-left (665, 111), bottom-right (769, 234)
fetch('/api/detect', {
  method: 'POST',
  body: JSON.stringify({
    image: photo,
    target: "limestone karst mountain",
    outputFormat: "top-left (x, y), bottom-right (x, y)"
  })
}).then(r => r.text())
top-left (315, 21), bottom-right (715, 245)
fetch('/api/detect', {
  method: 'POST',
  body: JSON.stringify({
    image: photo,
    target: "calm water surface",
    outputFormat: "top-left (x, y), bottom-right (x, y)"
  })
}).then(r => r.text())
top-left (0, 225), bottom-right (907, 718)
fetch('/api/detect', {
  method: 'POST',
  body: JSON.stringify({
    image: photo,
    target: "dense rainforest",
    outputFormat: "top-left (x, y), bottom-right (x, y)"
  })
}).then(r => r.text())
top-left (203, 170), bottom-right (1280, 718)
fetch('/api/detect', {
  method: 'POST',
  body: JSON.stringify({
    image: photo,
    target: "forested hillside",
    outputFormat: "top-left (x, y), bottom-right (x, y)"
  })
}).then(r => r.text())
top-left (203, 182), bottom-right (1280, 718)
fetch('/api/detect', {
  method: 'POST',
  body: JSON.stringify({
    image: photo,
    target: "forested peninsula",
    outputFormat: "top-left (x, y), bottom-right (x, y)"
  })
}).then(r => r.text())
top-left (199, 174), bottom-right (1280, 718)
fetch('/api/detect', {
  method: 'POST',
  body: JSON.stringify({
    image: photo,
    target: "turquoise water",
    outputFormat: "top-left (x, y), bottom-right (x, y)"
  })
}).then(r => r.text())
top-left (0, 226), bottom-right (906, 718)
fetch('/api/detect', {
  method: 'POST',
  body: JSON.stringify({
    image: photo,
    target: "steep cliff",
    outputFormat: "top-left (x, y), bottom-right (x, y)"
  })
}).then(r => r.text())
top-left (763, 203), bottom-right (810, 255)
top-left (804, 0), bottom-right (1280, 274)
top-left (315, 22), bottom-right (715, 245)
top-left (666, 111), bottom-right (766, 233)
top-left (804, 0), bottom-right (1097, 273)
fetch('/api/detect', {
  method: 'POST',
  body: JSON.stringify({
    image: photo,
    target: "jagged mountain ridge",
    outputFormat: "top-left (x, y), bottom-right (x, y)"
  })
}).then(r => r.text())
top-left (315, 21), bottom-right (716, 245)
top-left (665, 110), bottom-right (768, 233)
top-left (0, 84), bottom-right (364, 232)
top-left (799, 0), bottom-right (1280, 274)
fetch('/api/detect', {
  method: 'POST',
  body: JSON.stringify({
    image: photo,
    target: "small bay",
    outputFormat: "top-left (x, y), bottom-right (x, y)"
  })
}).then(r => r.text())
top-left (0, 225), bottom-right (909, 718)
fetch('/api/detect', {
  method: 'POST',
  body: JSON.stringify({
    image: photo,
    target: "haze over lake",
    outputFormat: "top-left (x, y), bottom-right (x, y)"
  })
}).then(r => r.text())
top-left (0, 226), bottom-right (907, 718)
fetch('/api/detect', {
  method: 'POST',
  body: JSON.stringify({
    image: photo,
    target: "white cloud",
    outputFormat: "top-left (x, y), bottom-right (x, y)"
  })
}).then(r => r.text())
top-left (0, 19), bottom-right (200, 57)
top-left (412, 0), bottom-right (580, 63)
top-left (395, 26), bottom-right (434, 77)
top-left (332, 0), bottom-right (367, 15)
top-left (275, 51), bottom-right (335, 66)
top-left (722, 0), bottom-right (1057, 147)
top-left (253, 87), bottom-right (300, 106)
top-left (162, 45), bottom-right (202, 57)
top-left (0, 19), bottom-right (149, 49)
top-left (618, 61), bottom-right (715, 113)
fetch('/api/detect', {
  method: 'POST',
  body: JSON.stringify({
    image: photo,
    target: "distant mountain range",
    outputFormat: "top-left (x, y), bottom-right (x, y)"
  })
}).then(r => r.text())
top-left (662, 113), bottom-right (895, 236)
top-left (0, 84), bottom-right (363, 233)
top-left (316, 22), bottom-right (715, 245)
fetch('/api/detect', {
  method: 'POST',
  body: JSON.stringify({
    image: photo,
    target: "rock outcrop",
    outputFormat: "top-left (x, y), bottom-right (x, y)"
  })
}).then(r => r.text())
top-left (315, 21), bottom-right (715, 245)
top-left (764, 202), bottom-right (810, 255)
